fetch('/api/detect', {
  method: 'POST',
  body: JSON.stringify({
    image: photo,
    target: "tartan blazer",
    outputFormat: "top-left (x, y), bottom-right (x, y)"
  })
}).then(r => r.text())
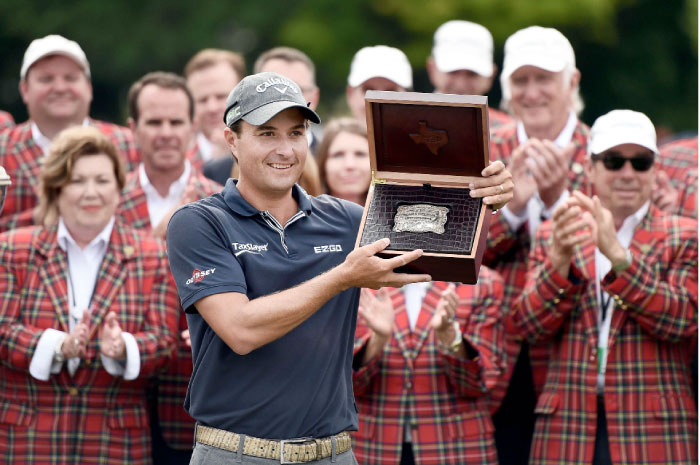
top-left (658, 137), bottom-right (697, 219)
top-left (0, 221), bottom-right (179, 465)
top-left (0, 120), bottom-right (141, 232)
top-left (0, 110), bottom-right (14, 131)
top-left (484, 120), bottom-right (592, 412)
top-left (117, 167), bottom-right (221, 450)
top-left (487, 107), bottom-right (513, 132)
top-left (514, 206), bottom-right (698, 465)
top-left (352, 269), bottom-right (506, 465)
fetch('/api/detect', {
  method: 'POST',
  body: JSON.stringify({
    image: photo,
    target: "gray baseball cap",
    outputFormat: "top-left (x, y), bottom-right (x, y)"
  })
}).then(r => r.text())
top-left (223, 72), bottom-right (321, 127)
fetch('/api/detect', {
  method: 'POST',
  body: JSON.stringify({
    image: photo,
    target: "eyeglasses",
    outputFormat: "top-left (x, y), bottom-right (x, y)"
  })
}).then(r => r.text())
top-left (590, 151), bottom-right (655, 172)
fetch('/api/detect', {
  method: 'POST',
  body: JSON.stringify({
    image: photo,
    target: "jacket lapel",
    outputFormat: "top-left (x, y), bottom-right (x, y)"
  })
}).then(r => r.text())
top-left (118, 173), bottom-right (152, 230)
top-left (14, 126), bottom-right (44, 199)
top-left (411, 283), bottom-right (442, 358)
top-left (606, 208), bottom-right (658, 348)
top-left (573, 241), bottom-right (600, 349)
top-left (389, 288), bottom-right (414, 363)
top-left (35, 227), bottom-right (71, 333)
top-left (86, 223), bottom-right (131, 335)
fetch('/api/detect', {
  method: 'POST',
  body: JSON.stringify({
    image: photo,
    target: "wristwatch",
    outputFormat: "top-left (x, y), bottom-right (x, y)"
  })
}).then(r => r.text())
top-left (438, 320), bottom-right (463, 354)
top-left (612, 249), bottom-right (633, 273)
top-left (53, 338), bottom-right (66, 363)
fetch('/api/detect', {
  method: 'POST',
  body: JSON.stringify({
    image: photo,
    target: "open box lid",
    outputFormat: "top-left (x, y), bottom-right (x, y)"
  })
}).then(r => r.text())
top-left (364, 90), bottom-right (490, 182)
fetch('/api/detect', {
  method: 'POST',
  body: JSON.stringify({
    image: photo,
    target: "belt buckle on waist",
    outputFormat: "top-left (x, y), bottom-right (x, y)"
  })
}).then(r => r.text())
top-left (280, 437), bottom-right (313, 464)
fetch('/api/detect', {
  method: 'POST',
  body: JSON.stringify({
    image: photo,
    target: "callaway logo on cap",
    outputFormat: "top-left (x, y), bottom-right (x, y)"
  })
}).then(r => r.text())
top-left (224, 72), bottom-right (321, 127)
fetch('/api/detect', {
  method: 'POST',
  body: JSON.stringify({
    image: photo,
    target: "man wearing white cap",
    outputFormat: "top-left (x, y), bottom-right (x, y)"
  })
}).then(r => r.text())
top-left (346, 45), bottom-right (412, 124)
top-left (0, 34), bottom-right (140, 232)
top-left (514, 109), bottom-right (697, 465)
top-left (483, 25), bottom-right (592, 465)
top-left (427, 20), bottom-right (512, 129)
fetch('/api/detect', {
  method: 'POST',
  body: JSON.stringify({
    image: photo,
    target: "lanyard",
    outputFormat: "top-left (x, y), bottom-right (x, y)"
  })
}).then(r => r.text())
top-left (65, 253), bottom-right (101, 324)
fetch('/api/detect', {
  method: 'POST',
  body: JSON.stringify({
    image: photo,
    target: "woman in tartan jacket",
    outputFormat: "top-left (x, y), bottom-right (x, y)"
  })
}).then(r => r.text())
top-left (0, 126), bottom-right (179, 464)
top-left (351, 270), bottom-right (506, 465)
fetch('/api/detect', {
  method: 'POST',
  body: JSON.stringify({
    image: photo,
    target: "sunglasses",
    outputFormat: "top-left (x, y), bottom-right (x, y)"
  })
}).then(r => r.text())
top-left (590, 151), bottom-right (655, 172)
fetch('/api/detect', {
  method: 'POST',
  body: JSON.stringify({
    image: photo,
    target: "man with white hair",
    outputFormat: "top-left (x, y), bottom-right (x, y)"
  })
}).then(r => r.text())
top-left (346, 45), bottom-right (412, 124)
top-left (515, 109), bottom-right (697, 465)
top-left (483, 26), bottom-right (592, 465)
top-left (427, 20), bottom-right (511, 129)
top-left (0, 34), bottom-right (140, 232)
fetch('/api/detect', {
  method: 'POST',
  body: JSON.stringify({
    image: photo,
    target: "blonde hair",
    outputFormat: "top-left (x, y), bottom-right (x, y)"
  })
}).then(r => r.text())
top-left (36, 126), bottom-right (125, 226)
top-left (184, 48), bottom-right (246, 80)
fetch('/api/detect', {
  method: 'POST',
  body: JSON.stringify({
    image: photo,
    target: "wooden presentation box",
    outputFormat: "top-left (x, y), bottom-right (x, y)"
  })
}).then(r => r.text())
top-left (354, 90), bottom-right (492, 284)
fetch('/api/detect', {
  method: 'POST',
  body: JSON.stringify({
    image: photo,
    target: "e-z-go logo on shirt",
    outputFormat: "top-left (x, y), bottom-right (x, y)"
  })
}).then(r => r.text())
top-left (186, 268), bottom-right (216, 285)
top-left (232, 242), bottom-right (268, 257)
top-left (314, 244), bottom-right (343, 254)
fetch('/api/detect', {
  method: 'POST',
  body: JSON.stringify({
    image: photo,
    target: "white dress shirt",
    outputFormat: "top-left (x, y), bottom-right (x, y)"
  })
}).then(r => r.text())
top-left (501, 110), bottom-right (578, 238)
top-left (31, 119), bottom-right (90, 157)
top-left (139, 161), bottom-right (191, 228)
top-left (595, 201), bottom-right (649, 392)
top-left (196, 132), bottom-right (213, 163)
top-left (29, 217), bottom-right (141, 381)
top-left (402, 282), bottom-right (431, 331)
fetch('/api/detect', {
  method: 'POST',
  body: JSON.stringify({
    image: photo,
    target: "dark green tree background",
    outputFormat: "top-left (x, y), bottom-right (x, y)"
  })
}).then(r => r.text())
top-left (0, 0), bottom-right (696, 139)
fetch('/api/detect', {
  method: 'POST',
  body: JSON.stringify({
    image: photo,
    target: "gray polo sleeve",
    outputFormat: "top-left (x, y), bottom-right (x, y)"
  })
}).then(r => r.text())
top-left (166, 205), bottom-right (247, 313)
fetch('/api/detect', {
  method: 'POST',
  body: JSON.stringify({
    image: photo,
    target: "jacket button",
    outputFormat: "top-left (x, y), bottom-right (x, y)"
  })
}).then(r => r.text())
top-left (68, 387), bottom-right (78, 396)
top-left (589, 354), bottom-right (595, 362)
top-left (404, 381), bottom-right (412, 390)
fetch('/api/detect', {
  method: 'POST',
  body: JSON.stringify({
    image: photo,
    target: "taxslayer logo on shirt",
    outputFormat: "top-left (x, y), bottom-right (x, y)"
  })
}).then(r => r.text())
top-left (232, 242), bottom-right (268, 257)
top-left (186, 268), bottom-right (216, 285)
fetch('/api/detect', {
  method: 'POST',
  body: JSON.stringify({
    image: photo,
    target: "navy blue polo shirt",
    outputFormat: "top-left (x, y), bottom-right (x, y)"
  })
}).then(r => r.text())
top-left (166, 179), bottom-right (363, 439)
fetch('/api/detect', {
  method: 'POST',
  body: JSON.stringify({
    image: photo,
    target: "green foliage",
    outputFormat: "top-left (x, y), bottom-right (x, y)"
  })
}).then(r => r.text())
top-left (0, 0), bottom-right (696, 134)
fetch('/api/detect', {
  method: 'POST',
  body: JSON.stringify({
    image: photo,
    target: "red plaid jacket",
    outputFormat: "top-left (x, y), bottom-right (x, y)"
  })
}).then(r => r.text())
top-left (514, 206), bottom-right (698, 465)
top-left (352, 269), bottom-right (506, 465)
top-left (0, 120), bottom-right (140, 232)
top-left (488, 107), bottom-right (513, 132)
top-left (658, 137), bottom-right (697, 219)
top-left (484, 121), bottom-right (592, 412)
top-left (0, 110), bottom-right (14, 131)
top-left (117, 167), bottom-right (221, 450)
top-left (0, 221), bottom-right (179, 465)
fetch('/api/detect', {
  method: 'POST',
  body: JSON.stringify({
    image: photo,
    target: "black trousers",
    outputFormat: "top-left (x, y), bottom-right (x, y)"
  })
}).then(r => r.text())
top-left (400, 442), bottom-right (415, 465)
top-left (593, 394), bottom-right (613, 465)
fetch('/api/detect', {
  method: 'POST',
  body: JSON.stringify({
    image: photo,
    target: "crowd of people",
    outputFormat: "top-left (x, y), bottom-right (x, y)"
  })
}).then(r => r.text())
top-left (0, 18), bottom-right (696, 465)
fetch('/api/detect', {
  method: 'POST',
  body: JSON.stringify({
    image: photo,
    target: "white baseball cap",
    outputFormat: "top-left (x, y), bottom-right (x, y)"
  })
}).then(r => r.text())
top-left (588, 109), bottom-right (658, 156)
top-left (347, 45), bottom-right (412, 89)
top-left (501, 26), bottom-right (575, 81)
top-left (432, 20), bottom-right (494, 77)
top-left (21, 34), bottom-right (90, 80)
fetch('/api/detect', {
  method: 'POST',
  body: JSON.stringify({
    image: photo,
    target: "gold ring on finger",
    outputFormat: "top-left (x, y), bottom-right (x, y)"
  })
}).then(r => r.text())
top-left (499, 184), bottom-right (504, 194)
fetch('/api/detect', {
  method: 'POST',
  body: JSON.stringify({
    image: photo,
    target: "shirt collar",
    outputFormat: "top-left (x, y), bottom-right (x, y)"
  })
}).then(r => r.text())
top-left (138, 160), bottom-right (191, 197)
top-left (619, 200), bottom-right (650, 233)
top-left (222, 180), bottom-right (313, 217)
top-left (516, 110), bottom-right (577, 148)
top-left (32, 119), bottom-right (90, 154)
top-left (57, 216), bottom-right (115, 252)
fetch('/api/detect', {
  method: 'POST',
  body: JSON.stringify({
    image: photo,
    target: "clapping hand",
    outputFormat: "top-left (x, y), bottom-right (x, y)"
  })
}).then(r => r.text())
top-left (62, 311), bottom-right (90, 359)
top-left (100, 312), bottom-right (126, 360)
top-left (358, 288), bottom-right (395, 339)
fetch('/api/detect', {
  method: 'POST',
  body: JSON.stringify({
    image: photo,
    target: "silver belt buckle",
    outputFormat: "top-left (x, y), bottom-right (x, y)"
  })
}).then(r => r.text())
top-left (280, 437), bottom-right (313, 464)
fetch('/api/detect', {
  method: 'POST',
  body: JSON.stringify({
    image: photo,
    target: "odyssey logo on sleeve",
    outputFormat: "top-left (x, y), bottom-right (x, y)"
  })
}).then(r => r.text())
top-left (186, 268), bottom-right (216, 285)
top-left (232, 242), bottom-right (269, 257)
